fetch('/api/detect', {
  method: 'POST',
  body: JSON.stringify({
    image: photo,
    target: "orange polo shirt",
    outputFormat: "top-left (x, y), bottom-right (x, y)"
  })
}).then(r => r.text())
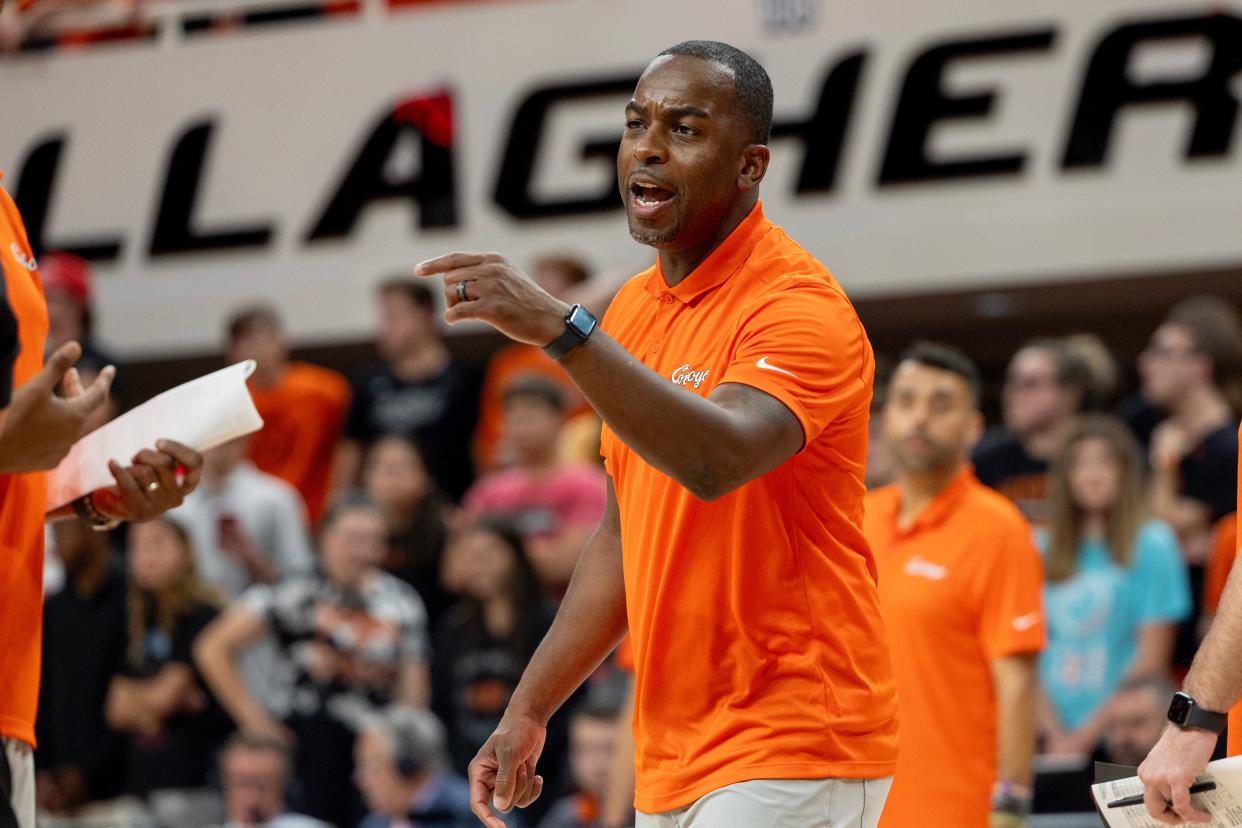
top-left (0, 179), bottom-right (52, 748)
top-left (246, 361), bottom-right (350, 524)
top-left (864, 467), bottom-right (1044, 828)
top-left (600, 201), bottom-right (899, 814)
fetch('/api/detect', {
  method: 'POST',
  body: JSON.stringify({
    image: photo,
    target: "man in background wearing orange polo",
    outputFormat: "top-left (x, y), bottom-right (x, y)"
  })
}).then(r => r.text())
top-left (225, 305), bottom-right (350, 524)
top-left (864, 342), bottom-right (1044, 827)
top-left (418, 40), bottom-right (898, 828)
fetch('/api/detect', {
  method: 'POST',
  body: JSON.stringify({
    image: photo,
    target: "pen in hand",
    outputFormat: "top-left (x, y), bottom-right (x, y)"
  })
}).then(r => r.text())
top-left (1107, 781), bottom-right (1216, 809)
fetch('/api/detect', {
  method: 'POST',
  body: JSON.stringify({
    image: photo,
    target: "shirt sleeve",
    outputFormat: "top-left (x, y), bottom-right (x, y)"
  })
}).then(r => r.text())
top-left (717, 281), bottom-right (871, 448)
top-left (977, 515), bottom-right (1046, 660)
top-left (239, 582), bottom-right (278, 623)
top-left (1135, 521), bottom-right (1193, 624)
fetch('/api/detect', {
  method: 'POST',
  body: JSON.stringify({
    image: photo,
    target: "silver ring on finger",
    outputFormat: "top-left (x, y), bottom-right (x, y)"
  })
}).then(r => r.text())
top-left (146, 480), bottom-right (161, 493)
top-left (456, 280), bottom-right (470, 303)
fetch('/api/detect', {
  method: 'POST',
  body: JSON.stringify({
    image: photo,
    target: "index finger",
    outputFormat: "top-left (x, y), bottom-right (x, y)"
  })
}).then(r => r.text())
top-left (414, 252), bottom-right (491, 276)
top-left (155, 441), bottom-right (204, 491)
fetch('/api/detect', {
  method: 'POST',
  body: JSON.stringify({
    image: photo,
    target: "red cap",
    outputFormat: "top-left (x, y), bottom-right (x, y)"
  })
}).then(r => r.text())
top-left (39, 251), bottom-right (93, 306)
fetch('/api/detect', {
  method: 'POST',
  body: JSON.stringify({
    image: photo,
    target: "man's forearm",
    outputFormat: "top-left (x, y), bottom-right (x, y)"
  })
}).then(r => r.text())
top-left (994, 656), bottom-right (1037, 786)
top-left (507, 521), bottom-right (627, 725)
top-left (559, 333), bottom-right (787, 500)
top-left (1185, 562), bottom-right (1242, 712)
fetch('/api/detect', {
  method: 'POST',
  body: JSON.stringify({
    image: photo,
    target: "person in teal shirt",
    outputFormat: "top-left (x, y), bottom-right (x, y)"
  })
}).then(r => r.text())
top-left (1037, 415), bottom-right (1191, 755)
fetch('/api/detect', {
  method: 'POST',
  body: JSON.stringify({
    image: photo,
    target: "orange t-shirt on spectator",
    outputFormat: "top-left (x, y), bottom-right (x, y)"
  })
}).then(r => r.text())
top-left (0, 177), bottom-right (52, 748)
top-left (600, 202), bottom-right (899, 814)
top-left (865, 467), bottom-right (1045, 828)
top-left (473, 343), bottom-right (589, 470)
top-left (246, 361), bottom-right (350, 524)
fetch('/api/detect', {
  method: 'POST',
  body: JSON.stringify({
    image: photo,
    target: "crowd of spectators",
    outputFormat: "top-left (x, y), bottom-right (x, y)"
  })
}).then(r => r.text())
top-left (31, 248), bottom-right (1242, 827)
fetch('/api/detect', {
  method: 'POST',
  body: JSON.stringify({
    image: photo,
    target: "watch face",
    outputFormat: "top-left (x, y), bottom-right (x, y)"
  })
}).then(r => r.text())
top-left (1169, 692), bottom-right (1193, 724)
top-left (567, 305), bottom-right (596, 337)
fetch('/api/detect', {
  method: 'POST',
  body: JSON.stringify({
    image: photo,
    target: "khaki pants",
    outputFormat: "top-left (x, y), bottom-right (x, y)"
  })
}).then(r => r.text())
top-left (1, 738), bottom-right (35, 828)
top-left (636, 777), bottom-right (893, 828)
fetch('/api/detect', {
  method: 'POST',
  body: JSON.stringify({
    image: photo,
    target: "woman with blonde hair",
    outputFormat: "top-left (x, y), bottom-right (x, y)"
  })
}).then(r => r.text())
top-left (1038, 415), bottom-right (1192, 755)
top-left (105, 516), bottom-right (230, 820)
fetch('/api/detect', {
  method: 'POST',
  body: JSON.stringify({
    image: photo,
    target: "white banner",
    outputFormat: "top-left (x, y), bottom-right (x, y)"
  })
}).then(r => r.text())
top-left (1, 0), bottom-right (1239, 358)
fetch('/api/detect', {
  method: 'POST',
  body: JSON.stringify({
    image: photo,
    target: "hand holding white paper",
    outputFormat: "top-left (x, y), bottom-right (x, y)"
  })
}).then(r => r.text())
top-left (45, 360), bottom-right (265, 511)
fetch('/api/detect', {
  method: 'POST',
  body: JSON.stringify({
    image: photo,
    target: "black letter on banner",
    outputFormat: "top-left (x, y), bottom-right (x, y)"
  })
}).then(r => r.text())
top-left (307, 90), bottom-right (459, 240)
top-left (494, 76), bottom-right (638, 219)
top-left (771, 50), bottom-right (866, 194)
top-left (1063, 14), bottom-right (1242, 168)
top-left (879, 30), bottom-right (1056, 185)
top-left (14, 135), bottom-right (123, 262)
top-left (150, 120), bottom-right (274, 256)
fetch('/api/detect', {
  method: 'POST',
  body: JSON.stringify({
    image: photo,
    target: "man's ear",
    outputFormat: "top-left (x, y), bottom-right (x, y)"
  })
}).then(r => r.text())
top-left (738, 144), bottom-right (770, 192)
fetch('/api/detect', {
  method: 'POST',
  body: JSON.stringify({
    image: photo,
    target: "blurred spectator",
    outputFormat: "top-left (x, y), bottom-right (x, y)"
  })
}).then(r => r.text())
top-left (1038, 416), bottom-right (1190, 756)
top-left (431, 519), bottom-right (567, 819)
top-left (227, 306), bottom-right (351, 525)
top-left (1102, 674), bottom-right (1178, 767)
top-left (363, 435), bottom-right (453, 630)
top-left (174, 435), bottom-right (315, 600)
top-left (474, 254), bottom-right (592, 471)
top-left (218, 732), bottom-right (328, 828)
top-left (104, 518), bottom-right (230, 824)
top-left (537, 702), bottom-right (623, 828)
top-left (1063, 333), bottom-right (1122, 411)
top-left (972, 338), bottom-right (1093, 524)
top-left (338, 279), bottom-right (479, 502)
top-left (173, 435), bottom-right (316, 710)
top-left (1143, 297), bottom-right (1241, 565)
top-left (355, 707), bottom-right (491, 828)
top-left (866, 352), bottom-right (897, 490)
top-left (37, 251), bottom-right (115, 367)
top-left (36, 520), bottom-right (127, 817)
top-left (195, 492), bottom-right (431, 828)
top-left (462, 377), bottom-right (605, 593)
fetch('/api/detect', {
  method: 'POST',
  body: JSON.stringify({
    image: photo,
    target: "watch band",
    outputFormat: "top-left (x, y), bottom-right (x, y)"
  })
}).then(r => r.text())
top-left (1169, 691), bottom-right (1228, 733)
top-left (544, 304), bottom-right (598, 360)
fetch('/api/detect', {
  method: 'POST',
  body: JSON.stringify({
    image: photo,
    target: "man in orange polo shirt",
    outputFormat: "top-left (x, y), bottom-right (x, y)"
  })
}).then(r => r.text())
top-left (417, 40), bottom-right (898, 828)
top-left (1139, 421), bottom-right (1242, 823)
top-left (0, 175), bottom-right (205, 828)
top-left (863, 343), bottom-right (1044, 827)
top-left (225, 305), bottom-right (350, 523)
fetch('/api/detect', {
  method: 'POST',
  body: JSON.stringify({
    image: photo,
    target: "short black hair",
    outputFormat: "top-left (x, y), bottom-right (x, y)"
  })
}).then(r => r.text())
top-left (657, 40), bottom-right (774, 145)
top-left (897, 341), bottom-right (982, 406)
top-left (378, 277), bottom-right (435, 312)
top-left (1019, 338), bottom-right (1096, 411)
top-left (502, 374), bottom-right (566, 414)
top-left (226, 304), bottom-right (283, 344)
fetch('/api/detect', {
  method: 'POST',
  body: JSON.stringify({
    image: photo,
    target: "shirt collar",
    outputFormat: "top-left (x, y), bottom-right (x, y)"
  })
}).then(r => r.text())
top-left (642, 200), bottom-right (772, 305)
top-left (890, 465), bottom-right (979, 537)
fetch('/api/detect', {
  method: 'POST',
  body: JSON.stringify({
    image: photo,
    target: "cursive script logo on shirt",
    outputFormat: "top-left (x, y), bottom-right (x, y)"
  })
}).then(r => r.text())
top-left (9, 243), bottom-right (36, 273)
top-left (671, 363), bottom-right (710, 389)
top-left (904, 556), bottom-right (948, 581)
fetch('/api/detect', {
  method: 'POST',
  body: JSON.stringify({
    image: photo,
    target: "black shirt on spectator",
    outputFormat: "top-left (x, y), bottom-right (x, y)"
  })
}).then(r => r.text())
top-left (36, 562), bottom-right (128, 801)
top-left (1180, 423), bottom-right (1238, 523)
top-left (346, 361), bottom-right (479, 502)
top-left (970, 430), bottom-right (1050, 524)
top-left (121, 600), bottom-right (230, 796)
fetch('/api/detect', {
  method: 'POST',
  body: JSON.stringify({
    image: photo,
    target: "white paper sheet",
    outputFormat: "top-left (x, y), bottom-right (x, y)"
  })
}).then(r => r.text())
top-left (1093, 757), bottom-right (1242, 828)
top-left (46, 360), bottom-right (264, 511)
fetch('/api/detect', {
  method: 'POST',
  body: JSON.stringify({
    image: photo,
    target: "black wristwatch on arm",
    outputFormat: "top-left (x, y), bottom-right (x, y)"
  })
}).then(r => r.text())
top-left (544, 303), bottom-right (598, 360)
top-left (1168, 691), bottom-right (1227, 734)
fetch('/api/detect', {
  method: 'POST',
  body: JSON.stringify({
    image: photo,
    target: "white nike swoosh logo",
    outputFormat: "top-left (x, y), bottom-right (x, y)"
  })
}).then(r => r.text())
top-left (757, 356), bottom-right (798, 378)
top-left (1012, 612), bottom-right (1042, 632)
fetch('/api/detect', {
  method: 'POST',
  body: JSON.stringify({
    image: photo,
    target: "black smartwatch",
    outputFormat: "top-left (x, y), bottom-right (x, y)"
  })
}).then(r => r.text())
top-left (544, 303), bottom-right (597, 360)
top-left (1168, 691), bottom-right (1227, 734)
